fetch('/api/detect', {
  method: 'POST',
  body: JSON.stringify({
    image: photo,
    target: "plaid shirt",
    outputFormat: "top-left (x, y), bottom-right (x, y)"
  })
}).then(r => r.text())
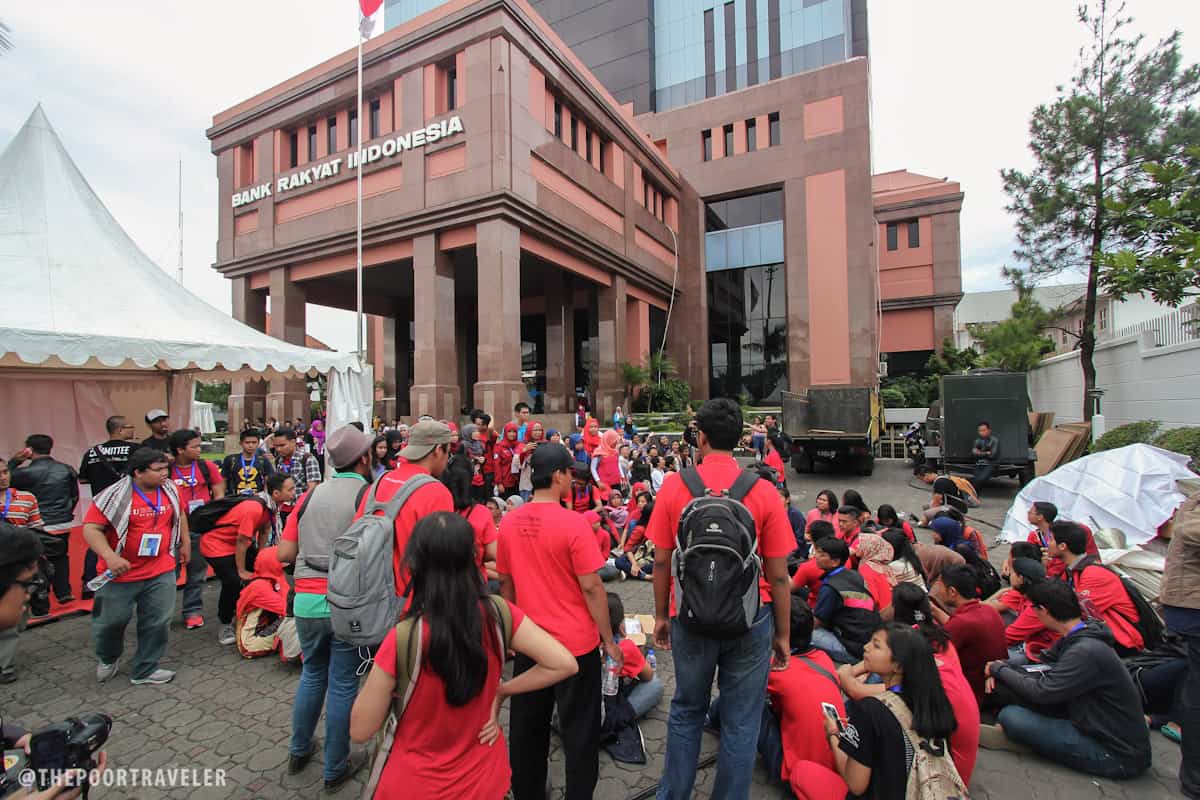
top-left (275, 453), bottom-right (322, 493)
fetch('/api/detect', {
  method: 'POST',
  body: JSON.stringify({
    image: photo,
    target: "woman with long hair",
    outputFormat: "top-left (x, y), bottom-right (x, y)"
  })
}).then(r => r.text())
top-left (882, 528), bottom-right (928, 588)
top-left (384, 429), bottom-right (405, 469)
top-left (875, 504), bottom-right (915, 543)
top-left (441, 454), bottom-right (497, 588)
top-left (350, 513), bottom-right (576, 799)
top-left (825, 623), bottom-right (963, 799)
top-left (806, 489), bottom-right (839, 527)
top-left (371, 435), bottom-right (389, 481)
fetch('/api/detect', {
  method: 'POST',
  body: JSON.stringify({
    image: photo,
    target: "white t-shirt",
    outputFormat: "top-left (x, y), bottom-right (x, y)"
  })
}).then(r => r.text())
top-left (651, 468), bottom-right (665, 493)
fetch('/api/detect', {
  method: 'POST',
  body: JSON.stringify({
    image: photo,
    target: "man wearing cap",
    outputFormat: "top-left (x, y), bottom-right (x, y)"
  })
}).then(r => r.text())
top-left (279, 426), bottom-right (374, 789)
top-left (498, 443), bottom-right (620, 800)
top-left (141, 410), bottom-right (172, 455)
top-left (353, 420), bottom-right (454, 597)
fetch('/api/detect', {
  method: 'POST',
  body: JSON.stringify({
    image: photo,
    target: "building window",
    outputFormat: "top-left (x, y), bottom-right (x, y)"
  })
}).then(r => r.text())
top-left (768, 112), bottom-right (781, 146)
top-left (348, 109), bottom-right (359, 146)
top-left (599, 140), bottom-right (607, 175)
top-left (705, 189), bottom-right (784, 232)
top-left (885, 222), bottom-right (899, 251)
top-left (369, 99), bottom-right (381, 140)
top-left (702, 130), bottom-right (713, 161)
top-left (570, 117), bottom-right (578, 151)
top-left (327, 116), bottom-right (337, 153)
top-left (1098, 307), bottom-right (1108, 330)
top-left (746, 118), bottom-right (757, 152)
top-left (585, 129), bottom-right (593, 164)
top-left (723, 124), bottom-right (734, 157)
top-left (708, 264), bottom-right (788, 402)
top-left (906, 220), bottom-right (920, 248)
top-left (288, 130), bottom-right (299, 168)
top-left (447, 65), bottom-right (457, 111)
top-left (307, 125), bottom-right (317, 161)
top-left (553, 100), bottom-right (562, 139)
top-left (236, 143), bottom-right (255, 189)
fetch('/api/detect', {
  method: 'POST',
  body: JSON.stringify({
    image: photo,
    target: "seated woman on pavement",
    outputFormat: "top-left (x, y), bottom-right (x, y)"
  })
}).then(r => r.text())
top-left (851, 533), bottom-right (896, 619)
top-left (606, 593), bottom-right (663, 719)
top-left (986, 542), bottom-right (1042, 618)
top-left (998, 557), bottom-right (1060, 664)
top-left (874, 504), bottom-right (915, 543)
top-left (881, 528), bottom-right (927, 589)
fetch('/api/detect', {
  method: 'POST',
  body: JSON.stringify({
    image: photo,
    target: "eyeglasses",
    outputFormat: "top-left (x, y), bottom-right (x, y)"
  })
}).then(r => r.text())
top-left (13, 575), bottom-right (46, 594)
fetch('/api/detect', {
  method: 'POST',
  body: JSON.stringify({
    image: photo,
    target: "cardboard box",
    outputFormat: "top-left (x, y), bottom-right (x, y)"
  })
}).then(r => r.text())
top-left (622, 614), bottom-right (656, 646)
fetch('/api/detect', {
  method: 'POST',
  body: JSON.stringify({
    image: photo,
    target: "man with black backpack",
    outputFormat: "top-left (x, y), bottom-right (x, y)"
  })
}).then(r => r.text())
top-left (1052, 522), bottom-right (1149, 655)
top-left (648, 398), bottom-right (792, 799)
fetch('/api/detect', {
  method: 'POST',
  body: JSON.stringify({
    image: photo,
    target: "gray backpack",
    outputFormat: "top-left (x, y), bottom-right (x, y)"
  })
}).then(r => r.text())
top-left (328, 473), bottom-right (437, 647)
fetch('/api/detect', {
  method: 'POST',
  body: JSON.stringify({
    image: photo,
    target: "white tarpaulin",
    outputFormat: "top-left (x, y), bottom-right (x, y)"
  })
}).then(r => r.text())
top-left (1000, 444), bottom-right (1195, 545)
top-left (191, 401), bottom-right (216, 434)
top-left (326, 365), bottom-right (374, 434)
top-left (0, 106), bottom-right (360, 379)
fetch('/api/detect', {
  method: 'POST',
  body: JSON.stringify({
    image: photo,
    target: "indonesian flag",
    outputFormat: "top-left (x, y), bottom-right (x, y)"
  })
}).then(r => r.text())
top-left (360, 0), bottom-right (383, 16)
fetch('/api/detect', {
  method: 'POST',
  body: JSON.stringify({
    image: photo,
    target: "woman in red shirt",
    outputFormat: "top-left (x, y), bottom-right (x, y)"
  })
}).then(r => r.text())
top-left (492, 423), bottom-right (523, 499)
top-left (441, 454), bottom-right (498, 588)
top-left (350, 513), bottom-right (577, 800)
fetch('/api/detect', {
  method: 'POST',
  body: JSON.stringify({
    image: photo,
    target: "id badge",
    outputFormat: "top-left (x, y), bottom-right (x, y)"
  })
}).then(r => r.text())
top-left (188, 499), bottom-right (205, 514)
top-left (138, 533), bottom-right (163, 558)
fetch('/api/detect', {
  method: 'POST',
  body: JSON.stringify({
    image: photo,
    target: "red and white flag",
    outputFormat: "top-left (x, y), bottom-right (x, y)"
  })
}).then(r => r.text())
top-left (359, 0), bottom-right (383, 16)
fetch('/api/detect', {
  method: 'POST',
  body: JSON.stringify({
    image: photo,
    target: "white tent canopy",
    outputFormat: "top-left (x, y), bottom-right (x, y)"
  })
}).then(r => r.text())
top-left (0, 106), bottom-right (360, 378)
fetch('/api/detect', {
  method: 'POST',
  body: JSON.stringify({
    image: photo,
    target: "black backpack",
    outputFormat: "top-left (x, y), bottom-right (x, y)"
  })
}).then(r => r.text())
top-left (672, 468), bottom-right (762, 640)
top-left (1078, 559), bottom-right (1166, 651)
top-left (188, 495), bottom-right (268, 533)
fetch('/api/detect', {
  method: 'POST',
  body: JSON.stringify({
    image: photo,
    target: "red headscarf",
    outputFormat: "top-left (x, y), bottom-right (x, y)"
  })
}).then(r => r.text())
top-left (594, 429), bottom-right (621, 459)
top-left (582, 417), bottom-right (601, 456)
top-left (236, 546), bottom-right (288, 618)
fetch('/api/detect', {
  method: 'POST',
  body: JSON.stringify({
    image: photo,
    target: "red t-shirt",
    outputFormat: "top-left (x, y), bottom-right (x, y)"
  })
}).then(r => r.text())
top-left (647, 453), bottom-right (793, 608)
top-left (857, 565), bottom-right (893, 610)
top-left (595, 525), bottom-right (614, 559)
top-left (766, 648), bottom-right (843, 779)
top-left (1004, 595), bottom-right (1062, 661)
top-left (373, 603), bottom-right (526, 799)
top-left (1070, 562), bottom-right (1144, 651)
top-left (355, 461), bottom-right (454, 596)
top-left (570, 484), bottom-right (599, 513)
top-left (200, 499), bottom-right (269, 559)
top-left (934, 643), bottom-right (979, 786)
top-left (763, 448), bottom-right (785, 478)
top-left (624, 523), bottom-right (647, 553)
top-left (1030, 524), bottom-right (1099, 578)
top-left (171, 459), bottom-right (222, 510)
top-left (84, 491), bottom-right (176, 583)
top-left (496, 502), bottom-right (604, 656)
top-left (618, 638), bottom-right (647, 679)
top-left (943, 599), bottom-right (1008, 703)
top-left (790, 559), bottom-right (824, 608)
top-left (461, 504), bottom-right (498, 581)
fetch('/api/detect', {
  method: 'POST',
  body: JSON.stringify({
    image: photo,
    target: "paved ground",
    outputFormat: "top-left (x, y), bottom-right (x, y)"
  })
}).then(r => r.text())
top-left (0, 461), bottom-right (1185, 798)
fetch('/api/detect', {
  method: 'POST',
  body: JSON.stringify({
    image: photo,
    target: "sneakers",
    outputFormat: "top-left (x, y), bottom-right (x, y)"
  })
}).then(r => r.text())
top-left (131, 669), bottom-right (175, 685)
top-left (288, 739), bottom-right (320, 775)
top-left (324, 750), bottom-right (367, 792)
top-left (218, 624), bottom-right (236, 645)
top-left (185, 615), bottom-right (204, 630)
top-left (96, 659), bottom-right (120, 683)
top-left (978, 722), bottom-right (1032, 753)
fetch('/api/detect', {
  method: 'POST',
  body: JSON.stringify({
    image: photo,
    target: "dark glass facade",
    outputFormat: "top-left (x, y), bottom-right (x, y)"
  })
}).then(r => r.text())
top-left (708, 263), bottom-right (787, 402)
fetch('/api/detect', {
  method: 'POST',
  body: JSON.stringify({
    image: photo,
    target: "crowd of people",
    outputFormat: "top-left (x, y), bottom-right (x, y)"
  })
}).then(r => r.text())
top-left (0, 396), bottom-right (1196, 800)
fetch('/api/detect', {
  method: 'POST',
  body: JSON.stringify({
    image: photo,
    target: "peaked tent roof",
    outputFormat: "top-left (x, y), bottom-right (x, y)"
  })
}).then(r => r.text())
top-left (0, 106), bottom-right (359, 376)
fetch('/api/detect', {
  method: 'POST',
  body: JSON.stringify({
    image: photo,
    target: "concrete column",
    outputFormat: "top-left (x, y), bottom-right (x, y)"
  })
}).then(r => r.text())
top-left (543, 269), bottom-right (575, 413)
top-left (410, 233), bottom-right (460, 420)
top-left (267, 267), bottom-right (310, 423)
top-left (594, 275), bottom-right (628, 422)
top-left (228, 276), bottom-right (268, 433)
top-left (627, 297), bottom-right (651, 365)
top-left (474, 219), bottom-right (524, 421)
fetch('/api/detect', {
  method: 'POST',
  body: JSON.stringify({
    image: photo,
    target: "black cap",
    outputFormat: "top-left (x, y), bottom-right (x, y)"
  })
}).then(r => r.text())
top-left (531, 443), bottom-right (575, 483)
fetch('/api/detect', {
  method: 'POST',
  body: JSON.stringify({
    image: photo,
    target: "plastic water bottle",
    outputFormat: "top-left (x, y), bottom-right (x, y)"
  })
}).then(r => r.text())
top-left (602, 654), bottom-right (619, 696)
top-left (85, 570), bottom-right (114, 592)
top-left (646, 647), bottom-right (657, 672)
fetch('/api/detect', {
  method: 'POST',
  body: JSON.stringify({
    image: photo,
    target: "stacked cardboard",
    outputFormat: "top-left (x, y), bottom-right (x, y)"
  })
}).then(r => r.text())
top-left (1034, 421), bottom-right (1092, 476)
top-left (1028, 411), bottom-right (1056, 441)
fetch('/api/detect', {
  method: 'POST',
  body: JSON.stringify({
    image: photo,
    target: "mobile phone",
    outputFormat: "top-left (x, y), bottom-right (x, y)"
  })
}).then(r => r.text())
top-left (821, 702), bottom-right (844, 733)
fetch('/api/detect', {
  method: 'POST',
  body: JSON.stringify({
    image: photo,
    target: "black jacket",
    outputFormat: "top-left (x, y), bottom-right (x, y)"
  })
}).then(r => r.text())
top-left (993, 620), bottom-right (1151, 769)
top-left (8, 456), bottom-right (78, 526)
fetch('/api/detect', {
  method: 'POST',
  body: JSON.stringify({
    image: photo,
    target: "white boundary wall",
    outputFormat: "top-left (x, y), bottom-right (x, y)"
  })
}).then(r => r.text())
top-left (1028, 329), bottom-right (1200, 429)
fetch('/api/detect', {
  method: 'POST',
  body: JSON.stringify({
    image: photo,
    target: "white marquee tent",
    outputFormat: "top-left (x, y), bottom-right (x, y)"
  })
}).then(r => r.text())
top-left (0, 106), bottom-right (369, 474)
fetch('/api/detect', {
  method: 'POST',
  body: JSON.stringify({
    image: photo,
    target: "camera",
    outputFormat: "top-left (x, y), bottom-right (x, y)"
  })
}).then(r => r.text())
top-left (28, 712), bottom-right (111, 794)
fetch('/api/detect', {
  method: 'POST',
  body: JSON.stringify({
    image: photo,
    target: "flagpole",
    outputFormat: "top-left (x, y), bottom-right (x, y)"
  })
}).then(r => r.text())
top-left (355, 11), bottom-right (365, 365)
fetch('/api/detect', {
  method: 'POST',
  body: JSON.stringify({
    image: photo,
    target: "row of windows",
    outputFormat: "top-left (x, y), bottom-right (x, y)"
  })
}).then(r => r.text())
top-left (705, 189), bottom-right (783, 232)
top-left (551, 94), bottom-right (609, 178)
top-left (701, 113), bottom-right (780, 162)
top-left (885, 219), bottom-right (920, 251)
top-left (643, 175), bottom-right (666, 224)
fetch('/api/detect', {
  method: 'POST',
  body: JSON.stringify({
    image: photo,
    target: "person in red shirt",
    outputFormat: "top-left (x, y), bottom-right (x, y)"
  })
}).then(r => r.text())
top-left (648, 398), bottom-right (792, 799)
top-left (1053, 521), bottom-right (1144, 654)
top-left (938, 564), bottom-right (1008, 704)
top-left (82, 447), bottom-right (187, 685)
top-left (350, 512), bottom-right (577, 800)
top-left (762, 436), bottom-right (786, 487)
top-left (1003, 557), bottom-right (1061, 662)
top-left (834, 505), bottom-right (862, 551)
top-left (200, 472), bottom-right (294, 646)
top-left (791, 520), bottom-right (836, 608)
top-left (497, 442), bottom-right (621, 800)
top-left (354, 420), bottom-right (455, 599)
top-left (606, 592), bottom-right (663, 718)
top-left (492, 423), bottom-right (523, 499)
top-left (441, 452), bottom-right (498, 590)
top-left (1025, 502), bottom-right (1100, 579)
top-left (568, 463), bottom-right (602, 514)
top-left (168, 429), bottom-right (225, 630)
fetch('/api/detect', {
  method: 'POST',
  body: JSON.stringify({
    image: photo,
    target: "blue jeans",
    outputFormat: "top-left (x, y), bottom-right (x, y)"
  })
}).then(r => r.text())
top-left (176, 530), bottom-right (207, 620)
top-left (658, 606), bottom-right (773, 800)
top-left (810, 628), bottom-right (855, 665)
top-left (290, 616), bottom-right (367, 781)
top-left (707, 695), bottom-right (786, 786)
top-left (998, 705), bottom-right (1146, 779)
top-left (627, 676), bottom-right (664, 719)
top-left (1165, 607), bottom-right (1200, 798)
top-left (91, 571), bottom-right (175, 680)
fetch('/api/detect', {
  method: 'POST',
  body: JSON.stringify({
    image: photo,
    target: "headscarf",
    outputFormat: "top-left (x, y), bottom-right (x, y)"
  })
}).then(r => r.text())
top-left (496, 422), bottom-right (523, 454)
top-left (236, 546), bottom-right (288, 618)
top-left (595, 429), bottom-right (621, 459)
top-left (461, 424), bottom-right (485, 458)
top-left (582, 418), bottom-right (601, 456)
top-left (930, 516), bottom-right (965, 551)
top-left (527, 421), bottom-right (546, 443)
top-left (546, 428), bottom-right (560, 442)
top-left (309, 419), bottom-right (325, 454)
top-left (855, 533), bottom-right (897, 586)
top-left (506, 495), bottom-right (524, 510)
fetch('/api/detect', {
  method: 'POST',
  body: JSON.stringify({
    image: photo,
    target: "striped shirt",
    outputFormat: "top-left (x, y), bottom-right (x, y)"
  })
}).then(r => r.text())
top-left (0, 488), bottom-right (42, 528)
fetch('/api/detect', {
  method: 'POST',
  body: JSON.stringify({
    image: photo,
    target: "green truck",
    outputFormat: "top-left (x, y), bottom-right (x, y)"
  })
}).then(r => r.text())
top-left (922, 370), bottom-right (1037, 485)
top-left (781, 387), bottom-right (882, 476)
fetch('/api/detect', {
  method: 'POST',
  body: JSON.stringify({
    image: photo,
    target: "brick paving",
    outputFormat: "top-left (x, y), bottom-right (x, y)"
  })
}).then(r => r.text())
top-left (0, 461), bottom-right (1185, 798)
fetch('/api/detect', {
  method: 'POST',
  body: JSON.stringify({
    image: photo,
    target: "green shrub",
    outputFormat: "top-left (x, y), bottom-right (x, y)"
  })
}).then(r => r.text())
top-left (880, 387), bottom-right (907, 408)
top-left (1092, 420), bottom-right (1161, 452)
top-left (633, 379), bottom-right (692, 413)
top-left (1152, 426), bottom-right (1200, 472)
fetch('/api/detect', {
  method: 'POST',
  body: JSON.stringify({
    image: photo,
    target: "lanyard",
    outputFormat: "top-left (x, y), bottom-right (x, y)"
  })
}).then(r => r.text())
top-left (132, 485), bottom-right (163, 525)
top-left (1, 489), bottom-right (10, 521)
top-left (240, 454), bottom-right (255, 480)
top-left (174, 462), bottom-right (199, 503)
top-left (278, 457), bottom-right (292, 475)
top-left (1067, 621), bottom-right (1087, 637)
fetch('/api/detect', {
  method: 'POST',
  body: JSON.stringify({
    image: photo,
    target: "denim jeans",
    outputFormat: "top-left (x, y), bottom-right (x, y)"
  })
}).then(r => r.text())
top-left (176, 530), bottom-right (207, 620)
top-left (91, 571), bottom-right (175, 680)
top-left (707, 694), bottom-right (786, 786)
top-left (998, 705), bottom-right (1146, 779)
top-left (290, 616), bottom-right (368, 781)
top-left (627, 676), bottom-right (664, 719)
top-left (658, 605), bottom-right (773, 800)
top-left (810, 628), bottom-right (855, 665)
top-left (971, 462), bottom-right (996, 491)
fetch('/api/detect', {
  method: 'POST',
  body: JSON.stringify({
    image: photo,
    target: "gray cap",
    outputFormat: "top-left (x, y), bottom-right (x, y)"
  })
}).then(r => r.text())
top-left (145, 408), bottom-right (168, 423)
top-left (326, 426), bottom-right (375, 470)
top-left (399, 420), bottom-right (454, 461)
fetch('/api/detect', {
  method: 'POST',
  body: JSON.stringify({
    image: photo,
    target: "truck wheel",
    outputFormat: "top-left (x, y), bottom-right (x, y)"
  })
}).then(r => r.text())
top-left (791, 454), bottom-right (810, 474)
top-left (1019, 464), bottom-right (1035, 486)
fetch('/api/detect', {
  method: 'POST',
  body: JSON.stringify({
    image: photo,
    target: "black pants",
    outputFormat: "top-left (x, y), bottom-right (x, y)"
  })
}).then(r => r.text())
top-left (82, 549), bottom-right (99, 590)
top-left (207, 550), bottom-right (256, 624)
top-left (509, 649), bottom-right (600, 800)
top-left (1179, 631), bottom-right (1200, 798)
top-left (45, 533), bottom-right (71, 601)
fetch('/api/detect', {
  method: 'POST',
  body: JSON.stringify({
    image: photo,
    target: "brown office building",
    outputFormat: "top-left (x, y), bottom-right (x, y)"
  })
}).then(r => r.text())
top-left (208, 0), bottom-right (961, 424)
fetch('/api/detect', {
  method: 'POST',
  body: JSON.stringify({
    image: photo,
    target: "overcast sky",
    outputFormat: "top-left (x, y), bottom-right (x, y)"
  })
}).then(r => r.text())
top-left (2, 1), bottom-right (1198, 354)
